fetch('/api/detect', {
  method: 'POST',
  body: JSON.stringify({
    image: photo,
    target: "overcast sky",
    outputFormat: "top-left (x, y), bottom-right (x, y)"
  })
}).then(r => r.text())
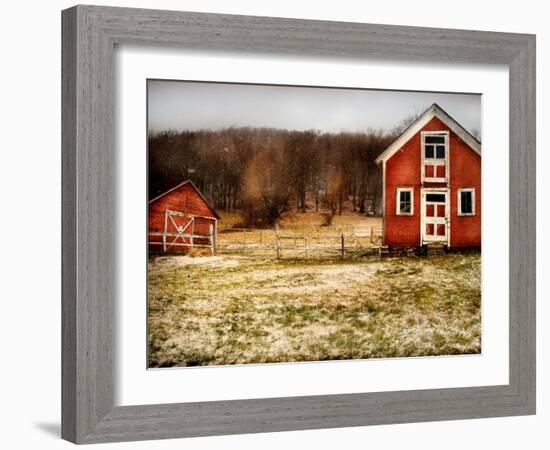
top-left (148, 80), bottom-right (481, 135)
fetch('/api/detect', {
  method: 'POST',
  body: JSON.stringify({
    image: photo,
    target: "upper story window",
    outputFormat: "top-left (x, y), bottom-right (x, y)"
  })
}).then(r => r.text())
top-left (422, 132), bottom-right (449, 183)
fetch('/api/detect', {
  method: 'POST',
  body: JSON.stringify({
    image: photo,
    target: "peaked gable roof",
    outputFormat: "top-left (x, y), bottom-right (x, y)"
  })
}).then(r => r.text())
top-left (149, 180), bottom-right (220, 219)
top-left (375, 103), bottom-right (481, 165)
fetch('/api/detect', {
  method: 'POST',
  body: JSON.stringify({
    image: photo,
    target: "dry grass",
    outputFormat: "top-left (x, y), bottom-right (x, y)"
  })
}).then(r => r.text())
top-left (218, 210), bottom-right (382, 229)
top-left (217, 210), bottom-right (244, 228)
top-left (147, 253), bottom-right (481, 367)
top-left (278, 211), bottom-right (382, 228)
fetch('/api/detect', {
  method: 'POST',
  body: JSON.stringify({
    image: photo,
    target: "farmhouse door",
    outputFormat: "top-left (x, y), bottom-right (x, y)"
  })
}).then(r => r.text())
top-left (421, 190), bottom-right (449, 245)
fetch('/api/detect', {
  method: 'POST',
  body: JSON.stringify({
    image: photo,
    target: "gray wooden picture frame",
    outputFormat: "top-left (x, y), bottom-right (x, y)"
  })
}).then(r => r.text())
top-left (61, 5), bottom-right (536, 444)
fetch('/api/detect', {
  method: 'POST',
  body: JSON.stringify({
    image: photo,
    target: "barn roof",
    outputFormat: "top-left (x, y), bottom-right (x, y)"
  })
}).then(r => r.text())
top-left (149, 180), bottom-right (220, 219)
top-left (375, 103), bottom-right (481, 165)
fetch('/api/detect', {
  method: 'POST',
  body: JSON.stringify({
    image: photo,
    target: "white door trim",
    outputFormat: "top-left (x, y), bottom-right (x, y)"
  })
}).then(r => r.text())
top-left (420, 188), bottom-right (450, 246)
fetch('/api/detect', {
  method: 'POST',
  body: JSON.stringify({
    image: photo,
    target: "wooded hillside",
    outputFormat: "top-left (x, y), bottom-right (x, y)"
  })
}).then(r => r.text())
top-left (148, 127), bottom-right (398, 226)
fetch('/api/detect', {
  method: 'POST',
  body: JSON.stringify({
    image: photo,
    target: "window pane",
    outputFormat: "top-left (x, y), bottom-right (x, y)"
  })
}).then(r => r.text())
top-left (461, 191), bottom-right (473, 214)
top-left (425, 135), bottom-right (445, 144)
top-left (399, 191), bottom-right (411, 213)
top-left (426, 193), bottom-right (445, 203)
top-left (425, 145), bottom-right (434, 158)
top-left (436, 145), bottom-right (445, 158)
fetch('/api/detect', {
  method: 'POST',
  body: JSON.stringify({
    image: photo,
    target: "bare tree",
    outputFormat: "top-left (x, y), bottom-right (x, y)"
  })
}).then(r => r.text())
top-left (321, 167), bottom-right (343, 226)
top-left (241, 148), bottom-right (290, 226)
top-left (390, 106), bottom-right (427, 137)
top-left (148, 126), bottom-right (394, 221)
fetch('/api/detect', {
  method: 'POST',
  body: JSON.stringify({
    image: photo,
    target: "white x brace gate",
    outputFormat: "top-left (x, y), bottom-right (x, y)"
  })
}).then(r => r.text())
top-left (149, 209), bottom-right (216, 254)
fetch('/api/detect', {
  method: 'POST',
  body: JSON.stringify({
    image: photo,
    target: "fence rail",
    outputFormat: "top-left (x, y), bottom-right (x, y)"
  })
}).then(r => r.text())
top-left (149, 228), bottom-right (216, 254)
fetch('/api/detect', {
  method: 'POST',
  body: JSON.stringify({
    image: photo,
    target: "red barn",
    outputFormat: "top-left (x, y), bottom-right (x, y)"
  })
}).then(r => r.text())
top-left (148, 180), bottom-right (220, 254)
top-left (375, 104), bottom-right (481, 249)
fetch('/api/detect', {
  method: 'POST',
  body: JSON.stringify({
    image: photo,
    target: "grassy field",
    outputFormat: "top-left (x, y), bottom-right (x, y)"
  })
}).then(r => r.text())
top-left (148, 253), bottom-right (481, 367)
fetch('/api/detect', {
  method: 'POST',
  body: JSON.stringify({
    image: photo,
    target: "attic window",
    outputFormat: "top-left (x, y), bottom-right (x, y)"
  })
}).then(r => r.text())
top-left (424, 135), bottom-right (446, 159)
top-left (422, 132), bottom-right (449, 183)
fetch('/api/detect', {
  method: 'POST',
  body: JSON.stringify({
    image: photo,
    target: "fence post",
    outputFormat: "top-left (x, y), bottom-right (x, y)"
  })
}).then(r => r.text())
top-left (242, 229), bottom-right (246, 253)
top-left (276, 224), bottom-right (281, 259)
top-left (305, 237), bottom-right (309, 258)
top-left (214, 222), bottom-right (218, 255)
top-left (163, 210), bottom-right (169, 252)
top-left (209, 224), bottom-right (216, 256)
top-left (341, 233), bottom-right (345, 259)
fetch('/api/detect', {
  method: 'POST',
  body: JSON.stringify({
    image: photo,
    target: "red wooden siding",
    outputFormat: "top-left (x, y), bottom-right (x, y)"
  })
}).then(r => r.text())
top-left (449, 142), bottom-right (481, 247)
top-left (384, 116), bottom-right (481, 248)
top-left (384, 134), bottom-right (421, 246)
top-left (148, 182), bottom-right (218, 253)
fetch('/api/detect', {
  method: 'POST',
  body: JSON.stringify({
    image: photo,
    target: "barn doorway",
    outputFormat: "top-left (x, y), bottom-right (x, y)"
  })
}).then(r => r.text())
top-left (163, 210), bottom-right (195, 251)
top-left (421, 189), bottom-right (449, 245)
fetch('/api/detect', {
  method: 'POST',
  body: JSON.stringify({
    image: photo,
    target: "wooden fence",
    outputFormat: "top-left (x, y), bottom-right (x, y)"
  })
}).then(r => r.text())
top-left (217, 225), bottom-right (384, 259)
top-left (148, 223), bottom-right (216, 254)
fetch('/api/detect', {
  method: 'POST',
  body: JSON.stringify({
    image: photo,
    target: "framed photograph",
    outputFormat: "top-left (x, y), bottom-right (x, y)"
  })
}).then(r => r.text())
top-left (62, 5), bottom-right (536, 444)
top-left (145, 85), bottom-right (483, 370)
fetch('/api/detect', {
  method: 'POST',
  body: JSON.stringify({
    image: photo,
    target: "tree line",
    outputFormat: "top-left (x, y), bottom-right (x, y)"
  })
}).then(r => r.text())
top-left (148, 126), bottom-right (403, 227)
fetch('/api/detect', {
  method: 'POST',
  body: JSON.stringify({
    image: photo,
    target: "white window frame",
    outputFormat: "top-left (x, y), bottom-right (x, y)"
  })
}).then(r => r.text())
top-left (421, 131), bottom-right (449, 183)
top-left (396, 187), bottom-right (414, 216)
top-left (457, 188), bottom-right (476, 216)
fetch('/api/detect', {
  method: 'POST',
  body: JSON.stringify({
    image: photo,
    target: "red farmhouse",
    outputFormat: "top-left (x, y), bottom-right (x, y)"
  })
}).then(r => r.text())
top-left (148, 180), bottom-right (220, 254)
top-left (375, 104), bottom-right (481, 249)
